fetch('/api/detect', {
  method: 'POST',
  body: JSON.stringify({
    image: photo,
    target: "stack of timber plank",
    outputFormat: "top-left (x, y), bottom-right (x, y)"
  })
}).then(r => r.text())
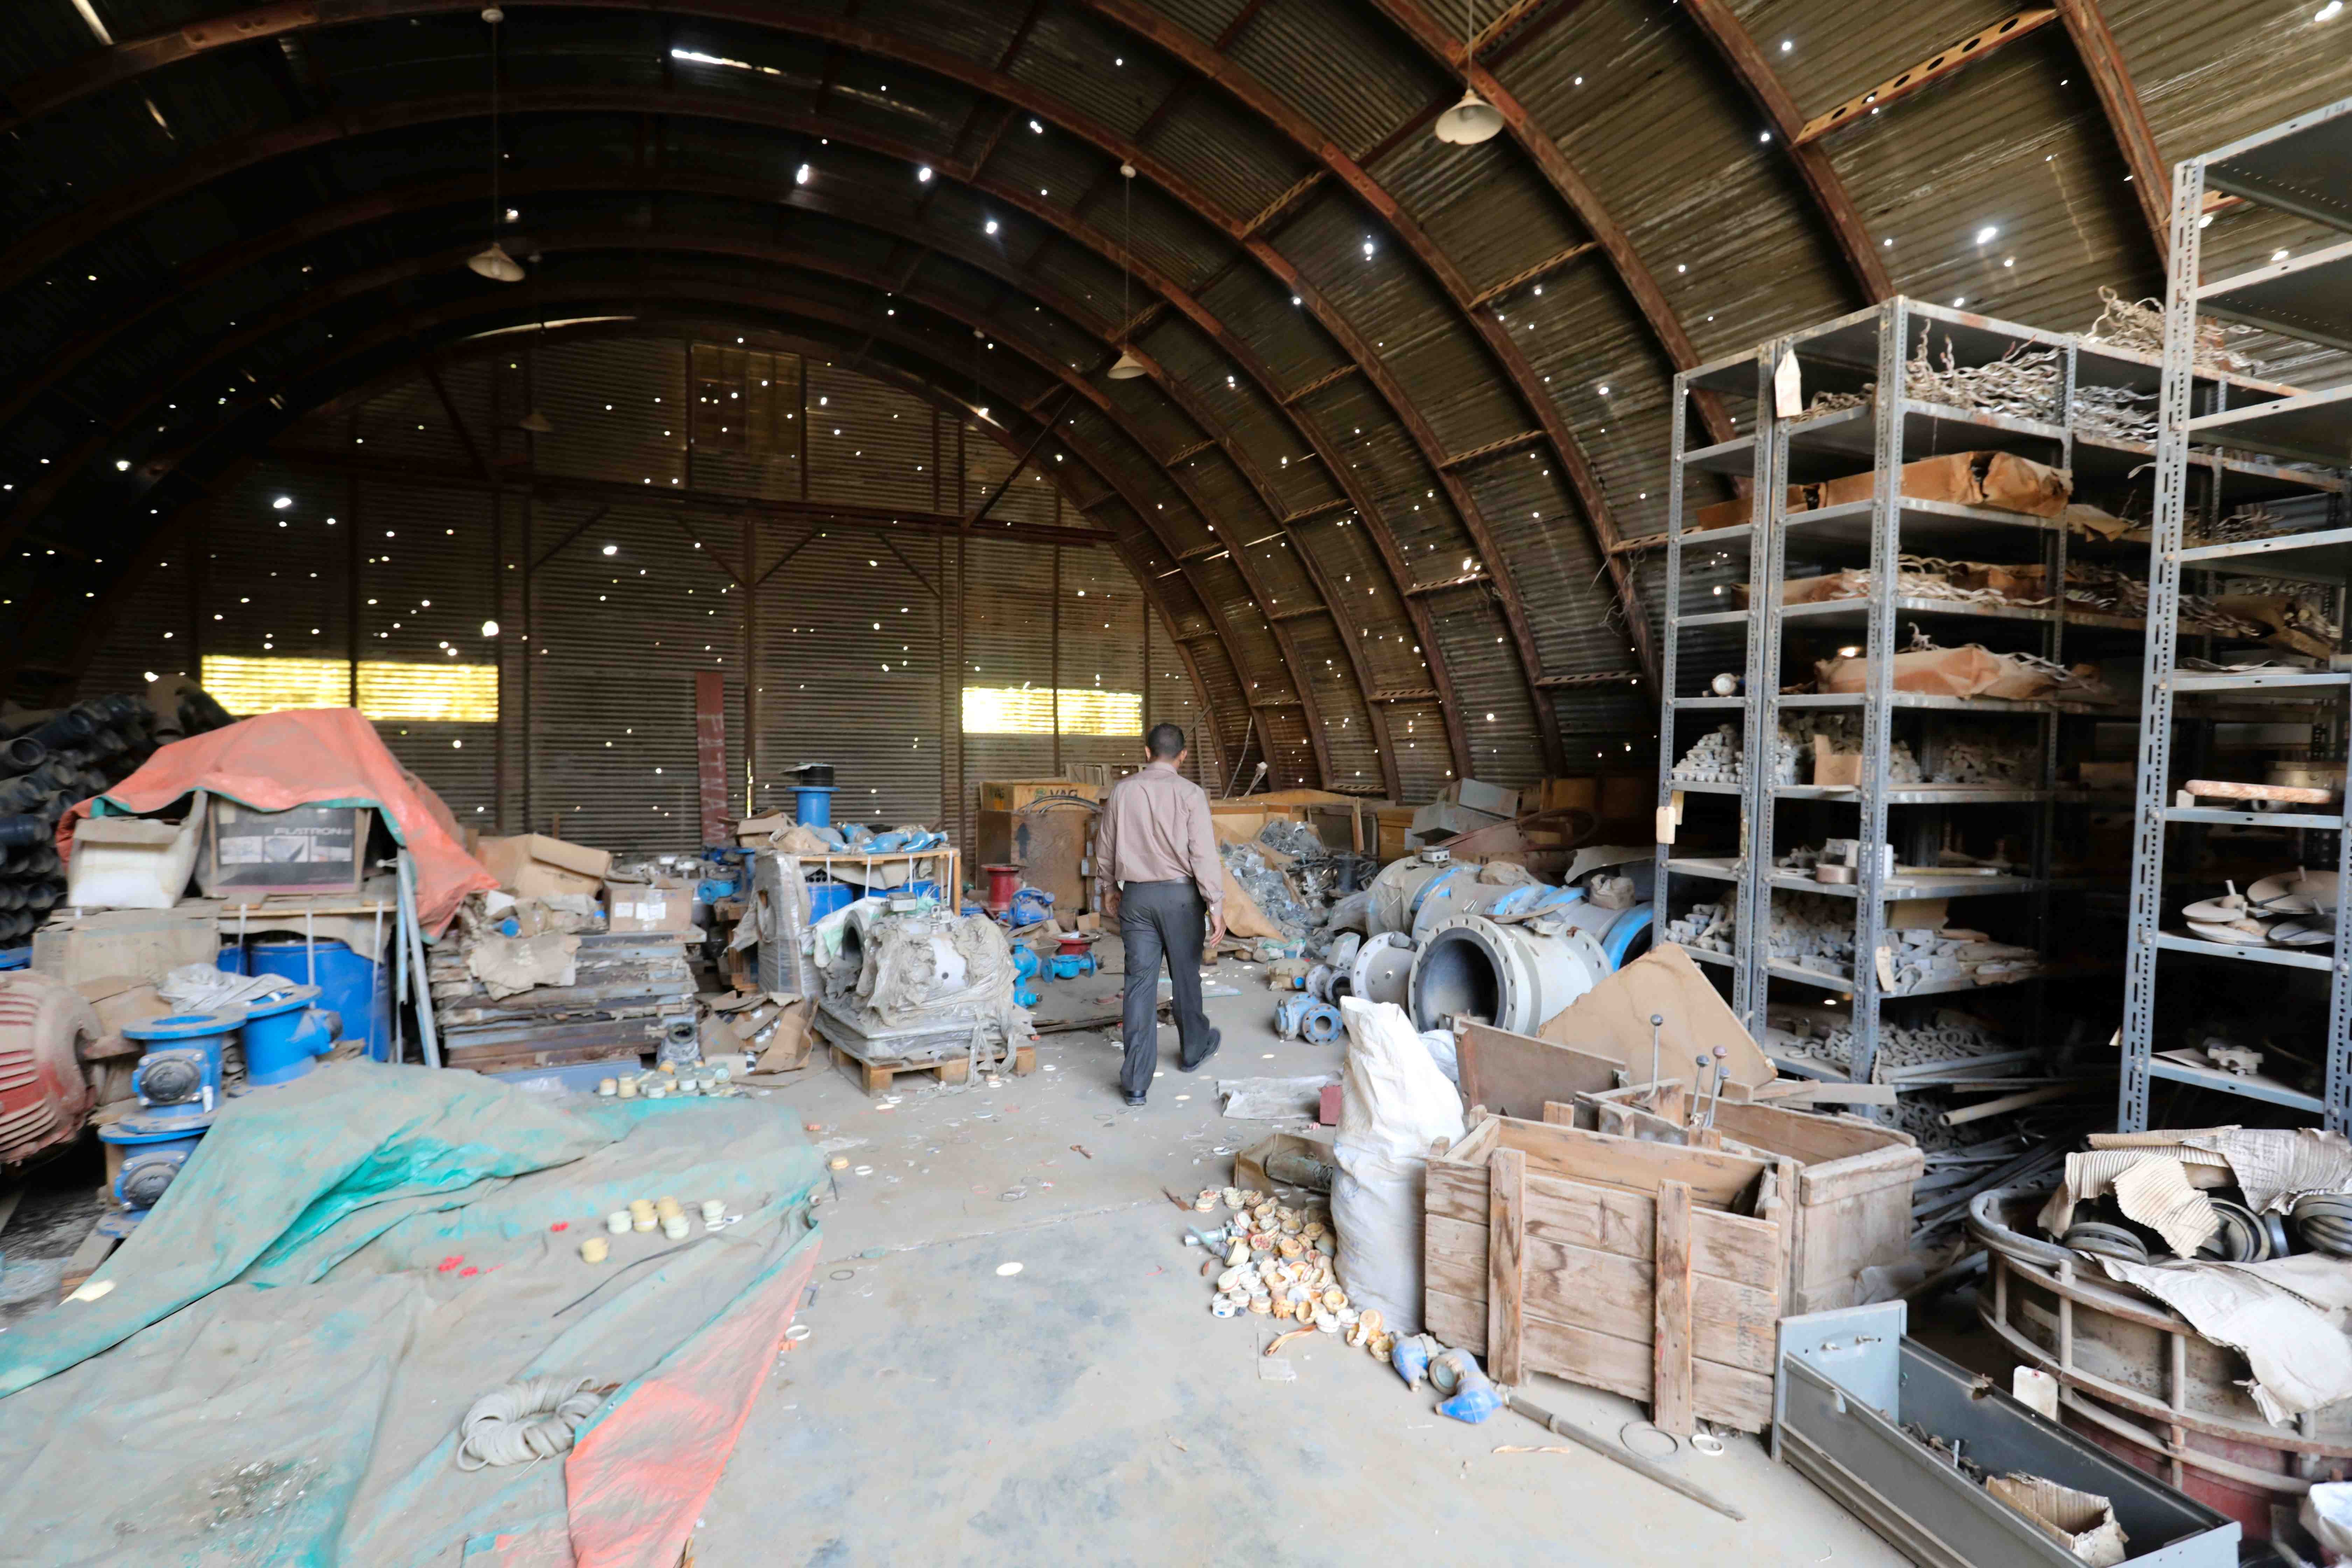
top-left (427, 931), bottom-right (696, 1072)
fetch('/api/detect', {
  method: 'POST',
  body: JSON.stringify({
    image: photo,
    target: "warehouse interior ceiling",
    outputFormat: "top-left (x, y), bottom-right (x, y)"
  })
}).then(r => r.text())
top-left (7, 0), bottom-right (2352, 792)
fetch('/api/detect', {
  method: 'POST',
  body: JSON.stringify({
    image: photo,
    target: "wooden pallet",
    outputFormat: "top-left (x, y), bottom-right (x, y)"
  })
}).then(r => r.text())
top-left (59, 1214), bottom-right (121, 1296)
top-left (837, 1043), bottom-right (1036, 1095)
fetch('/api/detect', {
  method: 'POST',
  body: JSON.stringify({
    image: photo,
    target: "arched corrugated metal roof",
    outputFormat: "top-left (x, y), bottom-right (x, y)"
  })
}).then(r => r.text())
top-left (5, 0), bottom-right (2351, 788)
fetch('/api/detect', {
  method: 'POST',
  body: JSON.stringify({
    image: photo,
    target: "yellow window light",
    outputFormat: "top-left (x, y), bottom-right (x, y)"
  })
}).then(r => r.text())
top-left (203, 656), bottom-right (498, 723)
top-left (961, 685), bottom-right (1140, 736)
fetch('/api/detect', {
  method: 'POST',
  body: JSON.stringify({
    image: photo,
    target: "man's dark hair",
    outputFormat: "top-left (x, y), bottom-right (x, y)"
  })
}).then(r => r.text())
top-left (1145, 722), bottom-right (1186, 759)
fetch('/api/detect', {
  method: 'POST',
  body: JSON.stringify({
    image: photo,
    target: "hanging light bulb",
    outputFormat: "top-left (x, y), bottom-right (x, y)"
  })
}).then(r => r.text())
top-left (1434, 1), bottom-right (1505, 146)
top-left (518, 408), bottom-right (554, 433)
top-left (469, 243), bottom-right (525, 282)
top-left (1435, 89), bottom-right (1504, 144)
top-left (1105, 165), bottom-right (1142, 380)
top-left (466, 8), bottom-right (525, 283)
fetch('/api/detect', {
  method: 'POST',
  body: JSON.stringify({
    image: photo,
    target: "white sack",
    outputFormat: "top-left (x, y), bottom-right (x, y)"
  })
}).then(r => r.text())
top-left (1330, 996), bottom-right (1465, 1336)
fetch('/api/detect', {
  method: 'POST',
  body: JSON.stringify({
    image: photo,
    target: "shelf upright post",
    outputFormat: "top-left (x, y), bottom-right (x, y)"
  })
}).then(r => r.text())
top-left (1736, 344), bottom-right (1786, 1025)
top-left (2119, 155), bottom-right (2206, 1134)
top-left (1848, 299), bottom-right (1910, 1090)
top-left (1653, 369), bottom-right (1695, 965)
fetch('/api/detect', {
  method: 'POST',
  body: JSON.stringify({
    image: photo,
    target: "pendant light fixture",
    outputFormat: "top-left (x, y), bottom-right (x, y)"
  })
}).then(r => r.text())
top-left (1434, 0), bottom-right (1505, 146)
top-left (1106, 164), bottom-right (1146, 379)
top-left (467, 7), bottom-right (527, 282)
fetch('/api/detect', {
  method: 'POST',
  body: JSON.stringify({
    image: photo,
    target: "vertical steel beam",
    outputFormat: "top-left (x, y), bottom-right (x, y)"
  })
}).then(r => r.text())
top-left (2121, 158), bottom-right (2204, 1133)
top-left (1848, 299), bottom-right (1909, 1092)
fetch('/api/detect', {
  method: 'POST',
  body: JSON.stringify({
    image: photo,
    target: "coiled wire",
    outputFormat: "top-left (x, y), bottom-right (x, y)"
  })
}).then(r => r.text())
top-left (455, 1375), bottom-right (607, 1471)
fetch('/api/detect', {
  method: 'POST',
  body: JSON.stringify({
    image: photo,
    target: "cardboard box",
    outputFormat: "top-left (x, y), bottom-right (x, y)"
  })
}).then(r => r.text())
top-left (1812, 451), bottom-right (2071, 518)
top-left (1692, 486), bottom-right (1805, 532)
top-left (1814, 733), bottom-right (1863, 790)
top-left (734, 813), bottom-right (791, 846)
top-left (477, 833), bottom-right (612, 898)
top-left (1376, 806), bottom-right (1416, 862)
top-left (606, 876), bottom-right (702, 936)
top-left (1410, 800), bottom-right (1505, 841)
top-left (31, 905), bottom-right (219, 988)
top-left (66, 812), bottom-right (203, 910)
top-left (977, 779), bottom-right (1099, 813)
top-left (1441, 778), bottom-right (1518, 819)
top-left (199, 799), bottom-right (370, 898)
top-left (976, 806), bottom-right (1093, 914)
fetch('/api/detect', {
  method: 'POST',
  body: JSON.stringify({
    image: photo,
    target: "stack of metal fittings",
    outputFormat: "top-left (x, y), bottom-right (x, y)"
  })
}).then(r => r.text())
top-left (598, 1063), bottom-right (742, 1102)
top-left (1670, 724), bottom-right (1742, 784)
top-left (0, 972), bottom-right (101, 1175)
top-left (2183, 871), bottom-right (2339, 952)
top-left (1662, 898), bottom-right (1733, 955)
top-left (2291, 1193), bottom-right (2352, 1256)
top-left (1190, 1187), bottom-right (1388, 1353)
top-left (0, 694), bottom-right (175, 946)
top-left (95, 1009), bottom-right (236, 1234)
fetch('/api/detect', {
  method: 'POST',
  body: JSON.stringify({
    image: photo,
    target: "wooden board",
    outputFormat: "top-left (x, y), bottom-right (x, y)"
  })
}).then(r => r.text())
top-left (1426, 1162), bottom-right (1782, 1291)
top-left (1653, 1180), bottom-right (1695, 1436)
top-left (1486, 1147), bottom-right (1526, 1386)
top-left (1423, 1288), bottom-right (1776, 1432)
top-left (1423, 1216), bottom-right (1778, 1373)
top-left (59, 1216), bottom-right (120, 1297)
top-left (1456, 1021), bottom-right (1621, 1121)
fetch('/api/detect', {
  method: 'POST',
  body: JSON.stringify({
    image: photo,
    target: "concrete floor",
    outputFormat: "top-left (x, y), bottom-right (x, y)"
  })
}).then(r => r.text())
top-left (698, 959), bottom-right (1909, 1566)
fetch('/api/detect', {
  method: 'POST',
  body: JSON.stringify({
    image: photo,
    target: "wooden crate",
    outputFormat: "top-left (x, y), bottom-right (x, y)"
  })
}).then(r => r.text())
top-left (1423, 1114), bottom-right (1790, 1434)
top-left (1570, 1085), bottom-right (1923, 1316)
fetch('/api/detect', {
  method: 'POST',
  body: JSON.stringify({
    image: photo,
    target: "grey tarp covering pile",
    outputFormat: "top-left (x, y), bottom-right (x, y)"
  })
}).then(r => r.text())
top-left (0, 1061), bottom-right (826, 1566)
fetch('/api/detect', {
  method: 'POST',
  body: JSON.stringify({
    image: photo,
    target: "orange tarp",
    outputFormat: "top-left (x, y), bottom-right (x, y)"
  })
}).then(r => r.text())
top-left (56, 707), bottom-right (496, 934)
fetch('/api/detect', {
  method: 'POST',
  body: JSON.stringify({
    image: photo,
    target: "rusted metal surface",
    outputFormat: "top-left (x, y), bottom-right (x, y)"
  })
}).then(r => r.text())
top-left (1795, 9), bottom-right (2060, 146)
top-left (14, 0), bottom-right (2352, 783)
top-left (55, 303), bottom-right (1242, 808)
top-left (2051, 0), bottom-right (2170, 261)
top-left (1679, 0), bottom-right (1890, 304)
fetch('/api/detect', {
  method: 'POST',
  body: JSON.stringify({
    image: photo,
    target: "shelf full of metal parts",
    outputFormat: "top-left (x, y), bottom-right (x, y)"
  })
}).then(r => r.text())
top-left (2120, 93), bottom-right (2352, 1136)
top-left (1655, 295), bottom-right (2319, 1092)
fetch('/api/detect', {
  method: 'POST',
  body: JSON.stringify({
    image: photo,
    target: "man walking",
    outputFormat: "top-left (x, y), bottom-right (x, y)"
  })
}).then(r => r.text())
top-left (1093, 723), bottom-right (1225, 1106)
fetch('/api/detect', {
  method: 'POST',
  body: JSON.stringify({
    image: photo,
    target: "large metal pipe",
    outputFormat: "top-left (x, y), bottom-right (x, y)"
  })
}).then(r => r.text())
top-left (1408, 913), bottom-right (1611, 1035)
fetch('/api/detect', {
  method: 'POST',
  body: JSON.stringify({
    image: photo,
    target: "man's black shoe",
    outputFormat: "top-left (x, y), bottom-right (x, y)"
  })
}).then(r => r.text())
top-left (1124, 1092), bottom-right (1147, 1107)
top-left (1179, 1028), bottom-right (1222, 1073)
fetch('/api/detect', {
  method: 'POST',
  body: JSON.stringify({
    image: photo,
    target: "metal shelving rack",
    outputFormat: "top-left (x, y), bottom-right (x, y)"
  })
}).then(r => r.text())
top-left (1658, 294), bottom-right (2323, 1094)
top-left (2121, 98), bottom-right (2352, 1133)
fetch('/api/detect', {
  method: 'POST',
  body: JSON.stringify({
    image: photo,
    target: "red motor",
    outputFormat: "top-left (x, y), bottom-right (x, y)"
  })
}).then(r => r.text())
top-left (0, 972), bottom-right (100, 1172)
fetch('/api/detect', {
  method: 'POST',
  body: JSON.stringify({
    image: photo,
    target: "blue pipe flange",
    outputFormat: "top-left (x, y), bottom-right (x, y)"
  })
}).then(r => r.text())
top-left (241, 985), bottom-right (343, 1087)
top-left (1602, 903), bottom-right (1655, 970)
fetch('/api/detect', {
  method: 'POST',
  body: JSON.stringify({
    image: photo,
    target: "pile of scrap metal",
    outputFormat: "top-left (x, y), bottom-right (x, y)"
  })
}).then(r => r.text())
top-left (428, 891), bottom-right (698, 1073)
top-left (1220, 822), bottom-right (1375, 942)
top-left (809, 891), bottom-right (1027, 1078)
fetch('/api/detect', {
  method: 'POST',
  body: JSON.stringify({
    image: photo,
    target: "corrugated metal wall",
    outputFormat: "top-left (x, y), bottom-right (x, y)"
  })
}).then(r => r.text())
top-left (78, 334), bottom-right (1225, 859)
